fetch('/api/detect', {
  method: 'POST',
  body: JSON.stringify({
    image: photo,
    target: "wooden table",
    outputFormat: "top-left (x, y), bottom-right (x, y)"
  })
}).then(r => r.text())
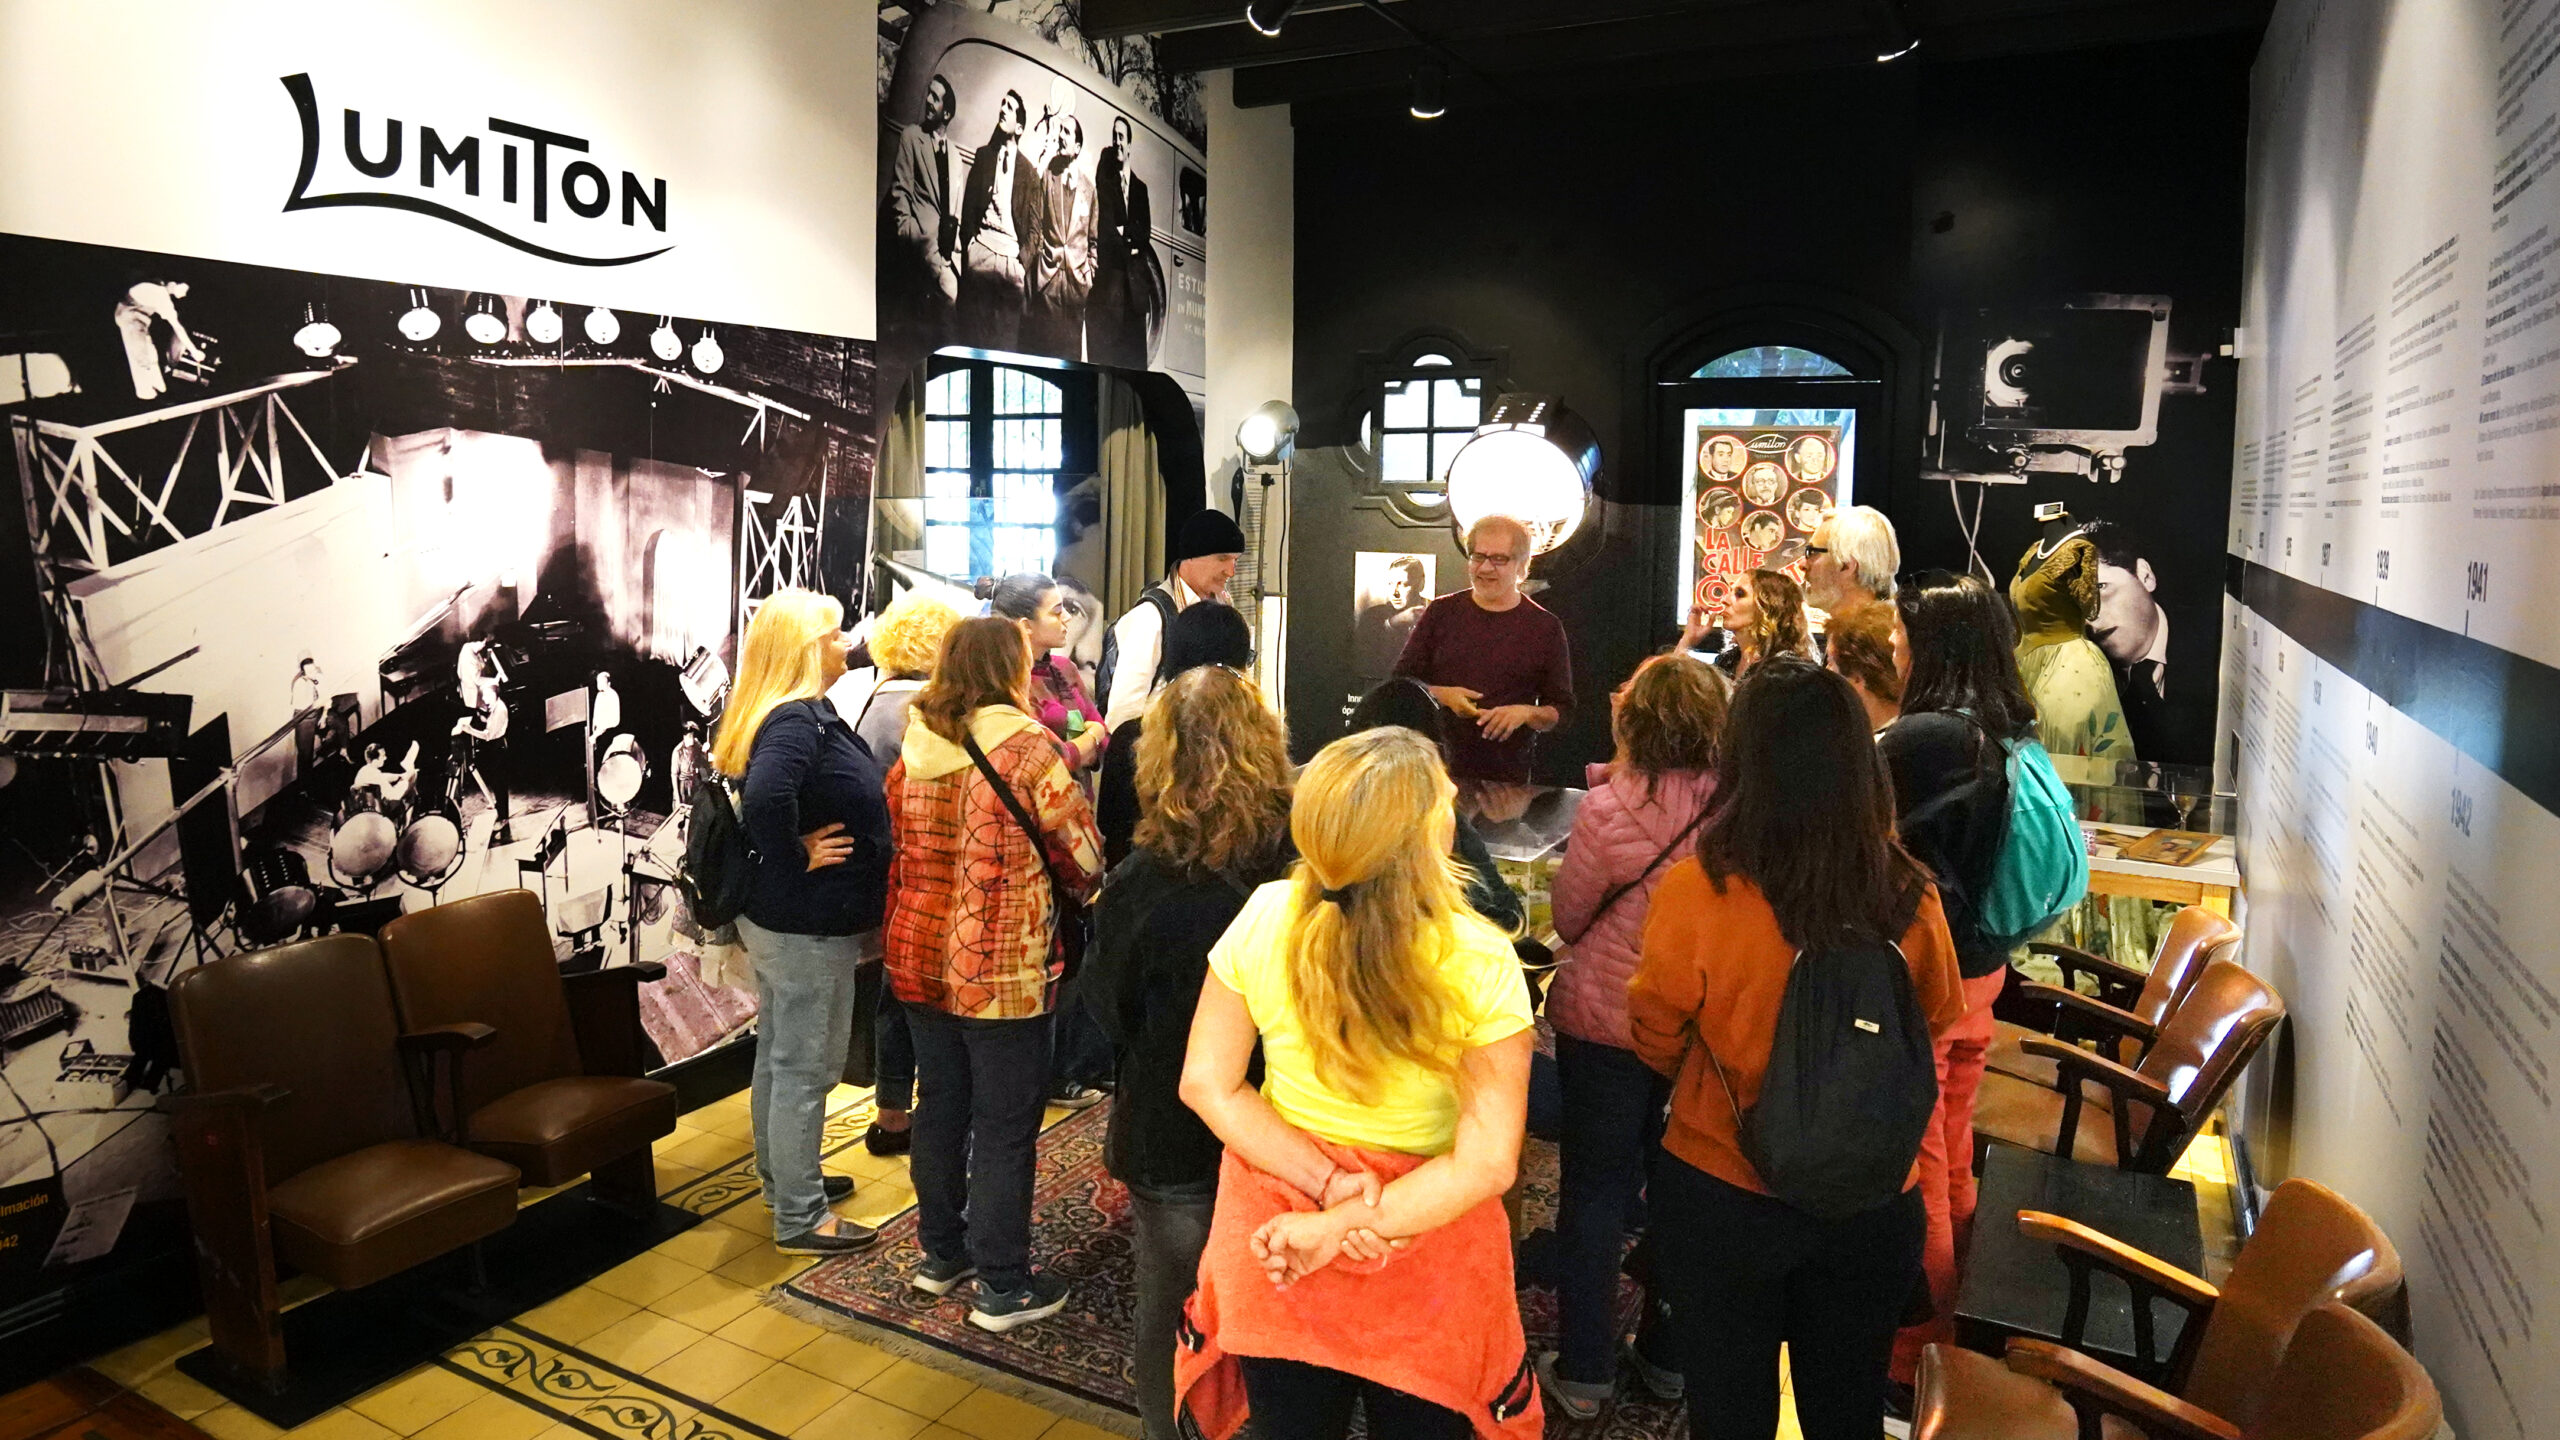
top-left (1955, 1144), bottom-right (2206, 1371)
top-left (2082, 822), bottom-right (2240, 916)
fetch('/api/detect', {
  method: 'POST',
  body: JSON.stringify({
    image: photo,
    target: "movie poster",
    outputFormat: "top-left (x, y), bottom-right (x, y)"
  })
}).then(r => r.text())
top-left (0, 230), bottom-right (874, 1289)
top-left (1677, 422), bottom-right (1843, 621)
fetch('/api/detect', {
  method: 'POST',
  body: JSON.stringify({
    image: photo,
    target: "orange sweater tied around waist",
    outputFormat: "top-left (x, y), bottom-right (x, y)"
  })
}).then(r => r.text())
top-left (1173, 1140), bottom-right (1542, 1440)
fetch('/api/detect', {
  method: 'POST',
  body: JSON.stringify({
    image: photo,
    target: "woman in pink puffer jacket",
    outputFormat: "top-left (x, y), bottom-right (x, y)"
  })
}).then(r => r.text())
top-left (1537, 654), bottom-right (1729, 1419)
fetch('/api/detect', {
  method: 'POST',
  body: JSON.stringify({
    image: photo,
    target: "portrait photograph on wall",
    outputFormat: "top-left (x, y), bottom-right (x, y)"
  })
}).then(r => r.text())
top-left (1350, 549), bottom-right (1433, 684)
top-left (0, 229), bottom-right (876, 1290)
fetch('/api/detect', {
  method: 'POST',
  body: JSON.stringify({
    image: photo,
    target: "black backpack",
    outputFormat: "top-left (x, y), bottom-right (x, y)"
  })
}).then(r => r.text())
top-left (1701, 938), bottom-right (1939, 1219)
top-left (1094, 584), bottom-right (1177, 711)
top-left (677, 774), bottom-right (757, 931)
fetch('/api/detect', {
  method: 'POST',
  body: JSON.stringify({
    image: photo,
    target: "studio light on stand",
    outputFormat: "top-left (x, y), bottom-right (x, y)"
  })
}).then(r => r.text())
top-left (690, 326), bottom-right (725, 375)
top-left (397, 287), bottom-right (442, 342)
top-left (291, 301), bottom-right (341, 359)
top-left (1244, 0), bottom-right (1300, 37)
top-left (583, 306), bottom-right (621, 346)
top-left (650, 316), bottom-right (682, 362)
top-left (1408, 58), bottom-right (1447, 120)
top-left (1442, 394), bottom-right (1599, 557)
top-left (463, 293), bottom-right (507, 346)
top-left (525, 299), bottom-right (565, 346)
top-left (1235, 400), bottom-right (1298, 705)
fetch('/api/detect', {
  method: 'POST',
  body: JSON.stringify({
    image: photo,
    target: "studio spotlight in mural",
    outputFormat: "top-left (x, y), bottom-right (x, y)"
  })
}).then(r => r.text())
top-left (583, 306), bottom-right (621, 346)
top-left (1443, 394), bottom-right (1598, 555)
top-left (291, 301), bottom-right (340, 358)
top-left (397, 287), bottom-right (441, 342)
top-left (463, 293), bottom-right (506, 345)
top-left (691, 326), bottom-right (724, 375)
top-left (525, 300), bottom-right (565, 346)
top-left (650, 315), bottom-right (681, 362)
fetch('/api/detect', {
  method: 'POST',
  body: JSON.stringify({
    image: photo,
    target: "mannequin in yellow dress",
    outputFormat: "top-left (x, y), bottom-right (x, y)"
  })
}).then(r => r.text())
top-left (2010, 526), bottom-right (2136, 766)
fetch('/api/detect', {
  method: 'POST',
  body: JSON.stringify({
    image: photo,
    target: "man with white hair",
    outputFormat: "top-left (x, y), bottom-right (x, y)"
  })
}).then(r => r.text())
top-left (1805, 504), bottom-right (1900, 624)
top-left (1391, 514), bottom-right (1575, 783)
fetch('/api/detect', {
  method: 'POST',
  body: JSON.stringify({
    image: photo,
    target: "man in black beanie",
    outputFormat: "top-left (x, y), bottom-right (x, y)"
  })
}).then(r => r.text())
top-left (1100, 508), bottom-right (1244, 730)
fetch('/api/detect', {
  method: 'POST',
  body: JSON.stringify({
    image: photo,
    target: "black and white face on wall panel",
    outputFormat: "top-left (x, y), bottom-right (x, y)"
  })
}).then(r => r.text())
top-left (0, 0), bottom-right (882, 1297)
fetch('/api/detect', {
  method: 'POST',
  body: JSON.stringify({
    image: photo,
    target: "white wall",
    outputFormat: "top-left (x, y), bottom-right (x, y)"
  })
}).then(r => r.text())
top-left (1202, 71), bottom-right (1295, 515)
top-left (2231, 3), bottom-right (2560, 1435)
top-left (0, 0), bottom-right (878, 341)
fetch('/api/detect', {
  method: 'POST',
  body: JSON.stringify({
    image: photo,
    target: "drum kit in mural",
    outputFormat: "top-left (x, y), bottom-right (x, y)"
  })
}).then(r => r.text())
top-left (1692, 428), bottom-right (1837, 611)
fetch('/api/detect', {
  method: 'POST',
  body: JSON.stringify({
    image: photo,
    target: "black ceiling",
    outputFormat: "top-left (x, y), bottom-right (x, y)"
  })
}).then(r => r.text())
top-left (1083, 0), bottom-right (2272, 110)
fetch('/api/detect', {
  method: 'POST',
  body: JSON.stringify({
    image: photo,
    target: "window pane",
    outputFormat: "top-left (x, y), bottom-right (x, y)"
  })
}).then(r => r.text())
top-left (926, 369), bottom-right (970, 415)
top-left (926, 418), bottom-right (965, 471)
top-left (1025, 417), bottom-right (1061, 468)
top-left (925, 525), bottom-right (969, 577)
top-left (1410, 352), bottom-right (1452, 368)
top-left (994, 365), bottom-right (1061, 416)
top-left (1691, 346), bottom-right (1853, 378)
top-left (1381, 378), bottom-right (1428, 430)
top-left (1381, 432), bottom-right (1428, 482)
top-left (1433, 378), bottom-right (1480, 430)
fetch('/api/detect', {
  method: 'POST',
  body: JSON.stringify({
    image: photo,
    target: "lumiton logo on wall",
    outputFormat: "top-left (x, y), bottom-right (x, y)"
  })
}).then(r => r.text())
top-left (279, 73), bottom-right (673, 267)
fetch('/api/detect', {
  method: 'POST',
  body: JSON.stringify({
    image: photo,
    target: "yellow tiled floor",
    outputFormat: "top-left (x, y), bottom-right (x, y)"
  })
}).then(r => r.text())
top-left (89, 1084), bottom-right (1130, 1440)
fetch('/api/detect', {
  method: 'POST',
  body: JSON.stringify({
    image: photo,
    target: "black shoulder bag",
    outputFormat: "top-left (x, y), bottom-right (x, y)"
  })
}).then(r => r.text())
top-left (960, 731), bottom-right (1088, 981)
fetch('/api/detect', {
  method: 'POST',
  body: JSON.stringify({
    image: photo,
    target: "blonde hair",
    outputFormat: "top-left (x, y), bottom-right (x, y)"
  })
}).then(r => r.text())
top-left (870, 592), bottom-right (963, 679)
top-left (912, 616), bottom-right (1030, 743)
top-left (712, 589), bottom-right (843, 777)
top-left (1133, 666), bottom-right (1292, 875)
top-left (1283, 728), bottom-right (1492, 1101)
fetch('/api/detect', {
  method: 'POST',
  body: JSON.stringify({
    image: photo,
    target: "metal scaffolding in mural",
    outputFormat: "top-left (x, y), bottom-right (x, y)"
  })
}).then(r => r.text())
top-left (738, 481), bottom-right (825, 621)
top-left (9, 366), bottom-right (359, 691)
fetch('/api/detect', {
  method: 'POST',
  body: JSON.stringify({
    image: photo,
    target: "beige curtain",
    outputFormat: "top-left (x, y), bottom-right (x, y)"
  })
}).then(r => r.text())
top-left (1097, 373), bottom-right (1167, 621)
top-left (872, 371), bottom-right (928, 567)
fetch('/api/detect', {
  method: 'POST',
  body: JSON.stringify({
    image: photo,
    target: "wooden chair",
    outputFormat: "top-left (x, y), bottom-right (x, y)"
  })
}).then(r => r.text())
top-left (1972, 960), bottom-right (2282, 1173)
top-left (164, 935), bottom-right (521, 1389)
top-left (1917, 1179), bottom-right (2412, 1440)
top-left (1987, 906), bottom-right (2239, 1091)
top-left (378, 889), bottom-right (676, 1212)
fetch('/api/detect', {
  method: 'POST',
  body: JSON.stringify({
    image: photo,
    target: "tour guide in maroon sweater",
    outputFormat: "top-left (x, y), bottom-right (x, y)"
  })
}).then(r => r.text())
top-left (1392, 514), bottom-right (1575, 782)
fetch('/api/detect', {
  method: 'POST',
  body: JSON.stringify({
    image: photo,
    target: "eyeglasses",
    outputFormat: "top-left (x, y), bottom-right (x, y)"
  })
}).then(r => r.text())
top-left (1802, 545), bottom-right (1829, 556)
top-left (1467, 551), bottom-right (1519, 567)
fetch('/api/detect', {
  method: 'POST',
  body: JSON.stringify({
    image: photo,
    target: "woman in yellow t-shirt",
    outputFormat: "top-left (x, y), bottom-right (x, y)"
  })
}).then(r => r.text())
top-left (1176, 727), bottom-right (1539, 1440)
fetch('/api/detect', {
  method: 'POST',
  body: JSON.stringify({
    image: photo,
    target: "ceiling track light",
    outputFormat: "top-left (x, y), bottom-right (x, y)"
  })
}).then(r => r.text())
top-left (1408, 57), bottom-right (1446, 119)
top-left (1873, 0), bottom-right (1919, 61)
top-left (1244, 0), bottom-right (1300, 37)
top-left (1876, 35), bottom-right (1921, 61)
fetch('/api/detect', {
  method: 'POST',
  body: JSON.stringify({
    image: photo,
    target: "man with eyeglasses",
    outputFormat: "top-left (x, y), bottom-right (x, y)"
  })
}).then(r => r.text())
top-left (1391, 515), bottom-right (1574, 783)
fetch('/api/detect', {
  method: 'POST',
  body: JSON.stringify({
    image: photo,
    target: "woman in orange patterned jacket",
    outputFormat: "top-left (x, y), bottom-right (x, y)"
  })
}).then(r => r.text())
top-left (883, 616), bottom-right (1105, 1333)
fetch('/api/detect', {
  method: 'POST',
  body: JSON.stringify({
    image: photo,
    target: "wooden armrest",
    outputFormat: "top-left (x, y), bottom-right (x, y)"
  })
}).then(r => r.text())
top-left (399, 1022), bottom-right (497, 1054)
top-left (2016, 983), bottom-right (2159, 1046)
top-left (2018, 1211), bottom-right (2219, 1309)
top-left (156, 1082), bottom-right (289, 1115)
top-left (2004, 1340), bottom-right (2240, 1440)
top-left (2019, 1037), bottom-right (2176, 1110)
top-left (564, 962), bottom-right (669, 989)
top-left (2028, 941), bottom-right (2148, 1004)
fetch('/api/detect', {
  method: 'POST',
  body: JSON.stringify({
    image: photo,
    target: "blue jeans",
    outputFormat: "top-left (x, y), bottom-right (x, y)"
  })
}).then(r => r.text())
top-left (737, 917), bottom-right (861, 1238)
top-left (1553, 1033), bottom-right (1672, 1384)
top-left (907, 1006), bottom-right (1053, 1293)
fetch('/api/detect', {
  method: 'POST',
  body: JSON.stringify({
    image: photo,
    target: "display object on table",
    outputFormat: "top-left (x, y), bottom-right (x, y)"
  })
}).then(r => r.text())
top-left (2116, 829), bottom-right (2220, 866)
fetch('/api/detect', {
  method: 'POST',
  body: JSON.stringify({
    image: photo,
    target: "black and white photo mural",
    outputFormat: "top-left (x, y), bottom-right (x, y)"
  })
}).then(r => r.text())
top-left (0, 232), bottom-right (876, 1291)
top-left (876, 2), bottom-right (1208, 395)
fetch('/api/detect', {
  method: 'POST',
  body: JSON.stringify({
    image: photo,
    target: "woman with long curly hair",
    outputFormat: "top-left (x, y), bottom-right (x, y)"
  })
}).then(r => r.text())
top-left (1716, 569), bottom-right (1813, 676)
top-left (1177, 727), bottom-right (1540, 1440)
top-left (1087, 664), bottom-right (1295, 1440)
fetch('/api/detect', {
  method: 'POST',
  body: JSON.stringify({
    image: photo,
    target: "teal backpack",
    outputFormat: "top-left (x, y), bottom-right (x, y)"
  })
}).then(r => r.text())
top-left (1977, 736), bottom-right (2089, 945)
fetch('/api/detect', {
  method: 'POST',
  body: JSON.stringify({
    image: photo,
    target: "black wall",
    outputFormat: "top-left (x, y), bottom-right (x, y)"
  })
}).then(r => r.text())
top-left (1286, 35), bottom-right (2253, 774)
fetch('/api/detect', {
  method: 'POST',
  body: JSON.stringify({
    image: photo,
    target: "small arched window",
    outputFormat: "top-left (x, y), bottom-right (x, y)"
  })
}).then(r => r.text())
top-left (1691, 345), bottom-right (1854, 378)
top-left (1368, 352), bottom-right (1485, 487)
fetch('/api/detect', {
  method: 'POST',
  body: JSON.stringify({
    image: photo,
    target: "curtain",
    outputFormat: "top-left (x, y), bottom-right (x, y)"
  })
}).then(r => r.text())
top-left (1097, 373), bottom-right (1167, 622)
top-left (873, 370), bottom-right (927, 566)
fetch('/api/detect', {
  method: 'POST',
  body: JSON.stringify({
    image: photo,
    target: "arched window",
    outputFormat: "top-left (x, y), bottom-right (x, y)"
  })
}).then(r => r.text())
top-left (925, 360), bottom-right (1067, 580)
top-left (1369, 352), bottom-right (1484, 486)
top-left (1691, 345), bottom-right (1854, 379)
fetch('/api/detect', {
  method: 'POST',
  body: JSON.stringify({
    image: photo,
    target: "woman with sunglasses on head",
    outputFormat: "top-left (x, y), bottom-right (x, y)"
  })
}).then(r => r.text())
top-left (989, 573), bottom-right (1108, 779)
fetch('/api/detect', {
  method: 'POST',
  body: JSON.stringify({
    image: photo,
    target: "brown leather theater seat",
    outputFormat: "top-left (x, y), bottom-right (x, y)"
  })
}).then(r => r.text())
top-left (166, 934), bottom-right (521, 1387)
top-left (1975, 960), bottom-right (2283, 1174)
top-left (379, 889), bottom-right (676, 1205)
top-left (1988, 906), bottom-right (2239, 1094)
top-left (1918, 1179), bottom-right (2413, 1440)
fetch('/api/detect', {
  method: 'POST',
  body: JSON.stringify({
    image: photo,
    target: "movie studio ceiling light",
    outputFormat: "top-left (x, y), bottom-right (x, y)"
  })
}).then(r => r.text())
top-left (1442, 394), bottom-right (1599, 556)
top-left (291, 301), bottom-right (341, 358)
top-left (1244, 0), bottom-right (1300, 37)
top-left (583, 305), bottom-right (621, 345)
top-left (525, 299), bottom-right (565, 346)
top-left (690, 326), bottom-right (724, 375)
top-left (463, 293), bottom-right (507, 345)
top-left (1409, 58), bottom-right (1447, 119)
top-left (650, 315), bottom-right (682, 362)
top-left (397, 287), bottom-right (441, 342)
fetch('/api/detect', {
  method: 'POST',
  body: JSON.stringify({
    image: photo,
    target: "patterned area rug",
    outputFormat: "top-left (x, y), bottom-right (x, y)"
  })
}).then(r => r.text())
top-left (779, 1101), bottom-right (1688, 1439)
